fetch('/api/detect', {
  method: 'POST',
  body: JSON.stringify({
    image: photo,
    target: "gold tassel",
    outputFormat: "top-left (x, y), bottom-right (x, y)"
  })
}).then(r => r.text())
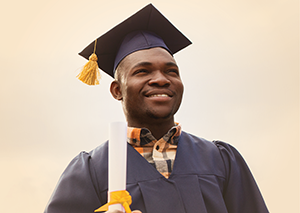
top-left (77, 40), bottom-right (100, 85)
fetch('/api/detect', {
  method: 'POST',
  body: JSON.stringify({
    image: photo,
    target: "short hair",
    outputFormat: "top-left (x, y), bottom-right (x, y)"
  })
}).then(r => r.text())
top-left (114, 59), bottom-right (125, 83)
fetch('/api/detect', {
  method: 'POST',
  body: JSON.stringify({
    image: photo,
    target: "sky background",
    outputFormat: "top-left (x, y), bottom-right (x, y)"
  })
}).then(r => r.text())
top-left (0, 0), bottom-right (299, 212)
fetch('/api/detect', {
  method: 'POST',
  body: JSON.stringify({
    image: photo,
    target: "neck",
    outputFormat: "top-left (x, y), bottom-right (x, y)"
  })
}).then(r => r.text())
top-left (127, 117), bottom-right (175, 139)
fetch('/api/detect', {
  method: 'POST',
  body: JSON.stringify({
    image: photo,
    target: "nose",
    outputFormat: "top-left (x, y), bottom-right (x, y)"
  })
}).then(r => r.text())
top-left (148, 71), bottom-right (170, 87)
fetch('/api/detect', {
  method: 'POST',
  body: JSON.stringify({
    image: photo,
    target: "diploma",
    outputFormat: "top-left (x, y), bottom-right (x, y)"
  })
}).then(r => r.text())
top-left (108, 122), bottom-right (128, 212)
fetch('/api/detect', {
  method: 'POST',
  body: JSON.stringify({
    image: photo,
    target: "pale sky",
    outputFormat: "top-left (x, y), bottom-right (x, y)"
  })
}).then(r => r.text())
top-left (0, 0), bottom-right (299, 213)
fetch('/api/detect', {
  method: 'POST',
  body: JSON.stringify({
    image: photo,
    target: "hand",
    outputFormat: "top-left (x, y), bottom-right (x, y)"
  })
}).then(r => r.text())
top-left (105, 210), bottom-right (142, 213)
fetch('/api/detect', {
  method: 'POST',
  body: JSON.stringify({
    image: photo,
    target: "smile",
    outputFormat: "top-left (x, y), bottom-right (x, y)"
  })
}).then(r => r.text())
top-left (149, 94), bottom-right (170, 98)
top-left (144, 89), bottom-right (174, 98)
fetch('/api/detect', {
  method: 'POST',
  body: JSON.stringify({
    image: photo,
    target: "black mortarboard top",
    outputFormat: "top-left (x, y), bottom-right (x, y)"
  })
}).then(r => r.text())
top-left (78, 3), bottom-right (192, 82)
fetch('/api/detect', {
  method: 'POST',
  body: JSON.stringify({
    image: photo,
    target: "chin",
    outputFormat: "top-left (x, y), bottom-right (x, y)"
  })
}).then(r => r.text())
top-left (146, 110), bottom-right (174, 120)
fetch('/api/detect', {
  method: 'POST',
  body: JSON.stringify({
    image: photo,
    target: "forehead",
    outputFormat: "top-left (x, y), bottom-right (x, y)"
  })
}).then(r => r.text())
top-left (120, 47), bottom-right (176, 70)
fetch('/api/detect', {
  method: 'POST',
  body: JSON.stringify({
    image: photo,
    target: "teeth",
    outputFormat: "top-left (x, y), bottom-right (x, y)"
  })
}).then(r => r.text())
top-left (150, 94), bottom-right (169, 97)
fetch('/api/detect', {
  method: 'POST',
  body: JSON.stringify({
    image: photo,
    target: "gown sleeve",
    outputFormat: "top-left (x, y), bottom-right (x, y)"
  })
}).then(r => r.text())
top-left (213, 141), bottom-right (269, 213)
top-left (44, 151), bottom-right (102, 213)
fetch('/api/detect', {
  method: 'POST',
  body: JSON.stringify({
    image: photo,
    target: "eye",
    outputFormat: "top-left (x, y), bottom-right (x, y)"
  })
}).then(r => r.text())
top-left (167, 69), bottom-right (179, 76)
top-left (133, 69), bottom-right (149, 75)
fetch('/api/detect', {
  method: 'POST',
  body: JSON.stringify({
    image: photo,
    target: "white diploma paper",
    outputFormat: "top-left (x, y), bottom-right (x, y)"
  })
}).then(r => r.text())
top-left (108, 122), bottom-right (128, 212)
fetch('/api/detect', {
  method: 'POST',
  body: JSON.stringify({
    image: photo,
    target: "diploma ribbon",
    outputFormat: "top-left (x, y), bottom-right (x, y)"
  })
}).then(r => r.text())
top-left (94, 190), bottom-right (132, 213)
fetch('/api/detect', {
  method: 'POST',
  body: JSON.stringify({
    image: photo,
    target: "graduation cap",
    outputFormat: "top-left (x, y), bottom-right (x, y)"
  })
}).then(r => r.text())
top-left (77, 3), bottom-right (192, 85)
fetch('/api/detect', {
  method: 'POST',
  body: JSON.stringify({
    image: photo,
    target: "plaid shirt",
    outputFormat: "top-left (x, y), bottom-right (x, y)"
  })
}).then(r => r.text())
top-left (127, 124), bottom-right (181, 179)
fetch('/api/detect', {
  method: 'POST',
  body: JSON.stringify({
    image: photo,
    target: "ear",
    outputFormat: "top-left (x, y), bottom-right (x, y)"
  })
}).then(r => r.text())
top-left (110, 80), bottom-right (123, 101)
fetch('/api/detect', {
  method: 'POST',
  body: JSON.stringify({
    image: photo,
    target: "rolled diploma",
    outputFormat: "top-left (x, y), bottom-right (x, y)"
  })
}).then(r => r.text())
top-left (108, 122), bottom-right (128, 212)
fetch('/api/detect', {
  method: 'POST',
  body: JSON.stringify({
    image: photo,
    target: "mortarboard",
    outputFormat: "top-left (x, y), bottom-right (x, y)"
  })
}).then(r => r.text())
top-left (77, 3), bottom-right (192, 85)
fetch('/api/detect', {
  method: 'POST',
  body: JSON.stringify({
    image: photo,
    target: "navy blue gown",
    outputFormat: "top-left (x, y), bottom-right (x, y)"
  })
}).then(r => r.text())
top-left (44, 131), bottom-right (269, 213)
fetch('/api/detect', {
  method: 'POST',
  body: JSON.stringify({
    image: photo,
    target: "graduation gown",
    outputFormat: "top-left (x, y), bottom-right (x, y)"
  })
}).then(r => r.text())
top-left (44, 131), bottom-right (269, 213)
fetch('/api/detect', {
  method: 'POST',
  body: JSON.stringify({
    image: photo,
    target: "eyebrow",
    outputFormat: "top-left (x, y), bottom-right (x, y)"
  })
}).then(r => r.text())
top-left (165, 62), bottom-right (178, 68)
top-left (131, 61), bottom-right (178, 70)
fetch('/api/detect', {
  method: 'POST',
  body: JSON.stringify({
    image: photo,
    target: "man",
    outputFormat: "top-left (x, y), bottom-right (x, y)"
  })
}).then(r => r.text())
top-left (44, 4), bottom-right (269, 213)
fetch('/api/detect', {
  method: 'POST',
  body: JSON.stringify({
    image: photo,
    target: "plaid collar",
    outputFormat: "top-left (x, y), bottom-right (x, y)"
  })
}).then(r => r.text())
top-left (127, 123), bottom-right (181, 147)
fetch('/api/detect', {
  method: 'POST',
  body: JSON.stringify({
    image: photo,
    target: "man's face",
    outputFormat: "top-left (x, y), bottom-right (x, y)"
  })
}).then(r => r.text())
top-left (114, 47), bottom-right (184, 125)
